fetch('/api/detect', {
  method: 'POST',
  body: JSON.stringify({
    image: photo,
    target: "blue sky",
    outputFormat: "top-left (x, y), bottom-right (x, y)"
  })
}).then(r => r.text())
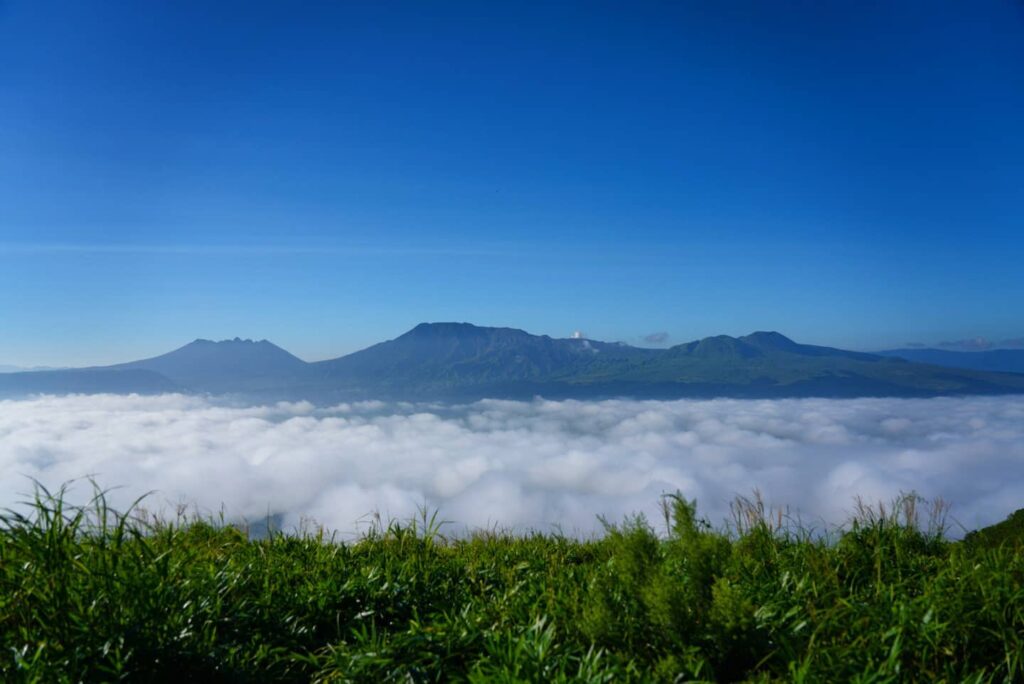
top-left (1, 1), bottom-right (1022, 365)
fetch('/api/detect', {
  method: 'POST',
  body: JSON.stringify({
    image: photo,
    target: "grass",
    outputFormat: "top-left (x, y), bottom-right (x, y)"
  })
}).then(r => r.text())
top-left (2, 484), bottom-right (1023, 682)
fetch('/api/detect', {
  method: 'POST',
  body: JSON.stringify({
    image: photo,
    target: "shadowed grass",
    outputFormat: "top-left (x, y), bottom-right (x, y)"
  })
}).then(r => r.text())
top-left (1, 484), bottom-right (1022, 682)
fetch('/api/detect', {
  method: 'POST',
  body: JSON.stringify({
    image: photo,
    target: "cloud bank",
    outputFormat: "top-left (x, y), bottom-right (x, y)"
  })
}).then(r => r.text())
top-left (1, 394), bottom-right (1022, 538)
top-left (903, 337), bottom-right (1024, 351)
top-left (642, 331), bottom-right (670, 345)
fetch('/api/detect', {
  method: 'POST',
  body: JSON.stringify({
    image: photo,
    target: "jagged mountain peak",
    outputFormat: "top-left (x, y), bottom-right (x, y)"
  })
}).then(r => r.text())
top-left (108, 336), bottom-right (309, 392)
top-left (188, 337), bottom-right (274, 346)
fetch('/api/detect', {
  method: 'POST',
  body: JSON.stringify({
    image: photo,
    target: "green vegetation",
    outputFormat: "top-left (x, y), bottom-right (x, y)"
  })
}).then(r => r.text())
top-left (3, 486), bottom-right (1023, 682)
top-left (315, 324), bottom-right (1024, 399)
top-left (964, 508), bottom-right (1024, 550)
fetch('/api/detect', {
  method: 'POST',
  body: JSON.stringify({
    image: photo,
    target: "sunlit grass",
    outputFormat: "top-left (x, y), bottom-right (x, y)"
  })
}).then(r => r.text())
top-left (2, 483), bottom-right (1022, 682)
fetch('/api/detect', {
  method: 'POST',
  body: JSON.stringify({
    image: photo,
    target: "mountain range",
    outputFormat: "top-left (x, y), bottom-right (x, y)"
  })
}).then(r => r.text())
top-left (2, 323), bottom-right (1024, 401)
top-left (877, 348), bottom-right (1024, 375)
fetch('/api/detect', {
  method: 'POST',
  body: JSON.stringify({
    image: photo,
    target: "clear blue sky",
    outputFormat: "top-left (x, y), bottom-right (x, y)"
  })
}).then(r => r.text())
top-left (1, 1), bottom-right (1022, 365)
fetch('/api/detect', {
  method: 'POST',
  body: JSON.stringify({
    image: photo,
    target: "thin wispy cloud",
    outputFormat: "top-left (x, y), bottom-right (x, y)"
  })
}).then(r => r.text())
top-left (903, 337), bottom-right (1024, 351)
top-left (0, 242), bottom-right (512, 258)
top-left (0, 241), bottom-right (743, 263)
top-left (1, 395), bottom-right (1021, 538)
top-left (938, 337), bottom-right (998, 351)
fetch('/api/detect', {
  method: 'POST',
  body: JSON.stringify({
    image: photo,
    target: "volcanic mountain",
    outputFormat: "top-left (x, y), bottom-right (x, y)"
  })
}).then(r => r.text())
top-left (106, 338), bottom-right (312, 393)
top-left (3, 323), bottom-right (1024, 400)
top-left (306, 324), bottom-right (1024, 400)
top-left (310, 322), bottom-right (658, 393)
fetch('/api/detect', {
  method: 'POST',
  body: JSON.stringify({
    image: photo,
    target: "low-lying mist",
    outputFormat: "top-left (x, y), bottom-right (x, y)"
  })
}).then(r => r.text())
top-left (1, 394), bottom-right (1022, 537)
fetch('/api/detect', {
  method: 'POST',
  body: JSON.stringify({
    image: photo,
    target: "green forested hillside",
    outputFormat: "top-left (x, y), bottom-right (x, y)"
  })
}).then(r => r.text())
top-left (964, 508), bottom-right (1024, 549)
top-left (309, 324), bottom-right (1024, 400)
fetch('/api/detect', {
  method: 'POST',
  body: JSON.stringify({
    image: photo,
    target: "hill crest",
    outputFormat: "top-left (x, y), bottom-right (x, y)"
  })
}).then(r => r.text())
top-left (4, 322), bottom-right (1024, 400)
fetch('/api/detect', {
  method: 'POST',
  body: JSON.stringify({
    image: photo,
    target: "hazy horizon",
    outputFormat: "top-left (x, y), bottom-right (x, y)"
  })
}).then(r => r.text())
top-left (4, 322), bottom-right (1024, 370)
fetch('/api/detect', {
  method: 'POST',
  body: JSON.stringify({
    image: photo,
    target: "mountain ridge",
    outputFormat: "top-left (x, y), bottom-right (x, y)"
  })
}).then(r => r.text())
top-left (2, 323), bottom-right (1023, 400)
top-left (877, 347), bottom-right (1024, 375)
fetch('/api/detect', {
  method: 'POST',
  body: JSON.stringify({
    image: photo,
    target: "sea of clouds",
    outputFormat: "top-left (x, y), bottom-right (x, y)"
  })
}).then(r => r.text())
top-left (1, 394), bottom-right (1022, 538)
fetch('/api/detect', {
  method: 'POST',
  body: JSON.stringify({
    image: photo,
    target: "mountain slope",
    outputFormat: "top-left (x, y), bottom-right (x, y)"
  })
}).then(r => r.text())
top-left (0, 368), bottom-right (178, 396)
top-left (0, 364), bottom-right (64, 373)
top-left (555, 330), bottom-right (1024, 398)
top-left (877, 348), bottom-right (1024, 375)
top-left (311, 322), bottom-right (656, 394)
top-left (6, 325), bottom-right (1024, 400)
top-left (963, 508), bottom-right (1024, 549)
top-left (310, 324), bottom-right (1024, 400)
top-left (107, 338), bottom-right (311, 393)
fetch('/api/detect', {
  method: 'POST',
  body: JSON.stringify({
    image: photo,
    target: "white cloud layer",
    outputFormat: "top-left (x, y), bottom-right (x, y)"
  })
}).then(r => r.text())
top-left (1, 394), bottom-right (1023, 538)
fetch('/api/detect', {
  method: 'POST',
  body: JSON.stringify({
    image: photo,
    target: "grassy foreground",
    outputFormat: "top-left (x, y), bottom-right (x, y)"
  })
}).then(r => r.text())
top-left (2, 487), bottom-right (1023, 683)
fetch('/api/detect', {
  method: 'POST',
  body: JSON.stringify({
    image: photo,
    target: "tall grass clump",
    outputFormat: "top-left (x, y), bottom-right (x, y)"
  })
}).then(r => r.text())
top-left (1, 482), bottom-right (1022, 682)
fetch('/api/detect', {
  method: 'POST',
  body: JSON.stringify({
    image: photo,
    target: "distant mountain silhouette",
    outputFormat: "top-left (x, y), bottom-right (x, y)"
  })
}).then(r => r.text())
top-left (107, 338), bottom-right (311, 393)
top-left (309, 323), bottom-right (1024, 400)
top-left (3, 323), bottom-right (1024, 400)
top-left (0, 368), bottom-right (178, 396)
top-left (877, 348), bottom-right (1024, 375)
top-left (311, 322), bottom-right (657, 394)
top-left (0, 364), bottom-right (65, 373)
